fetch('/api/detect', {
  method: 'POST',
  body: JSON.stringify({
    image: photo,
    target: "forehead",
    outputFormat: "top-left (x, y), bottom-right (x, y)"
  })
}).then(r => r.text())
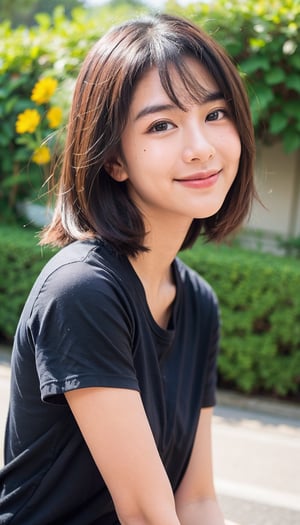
top-left (129, 56), bottom-right (219, 112)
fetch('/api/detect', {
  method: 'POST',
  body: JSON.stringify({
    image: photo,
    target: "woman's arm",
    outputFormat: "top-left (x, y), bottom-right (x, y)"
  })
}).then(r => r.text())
top-left (65, 387), bottom-right (181, 525)
top-left (175, 407), bottom-right (239, 525)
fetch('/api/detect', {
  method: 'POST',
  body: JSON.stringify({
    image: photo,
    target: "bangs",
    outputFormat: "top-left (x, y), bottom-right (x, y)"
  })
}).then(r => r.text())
top-left (120, 27), bottom-right (229, 114)
top-left (103, 18), bottom-right (236, 141)
top-left (157, 56), bottom-right (215, 110)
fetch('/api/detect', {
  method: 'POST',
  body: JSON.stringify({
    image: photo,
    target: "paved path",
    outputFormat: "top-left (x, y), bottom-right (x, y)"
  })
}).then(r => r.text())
top-left (212, 404), bottom-right (300, 524)
top-left (1, 348), bottom-right (300, 524)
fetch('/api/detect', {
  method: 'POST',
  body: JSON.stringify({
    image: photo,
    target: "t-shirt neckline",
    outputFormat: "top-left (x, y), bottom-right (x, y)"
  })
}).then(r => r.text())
top-left (125, 256), bottom-right (181, 338)
top-left (95, 238), bottom-right (181, 340)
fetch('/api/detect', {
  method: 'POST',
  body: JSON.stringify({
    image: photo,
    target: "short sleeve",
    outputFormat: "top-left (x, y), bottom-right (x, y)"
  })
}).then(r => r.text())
top-left (29, 261), bottom-right (139, 404)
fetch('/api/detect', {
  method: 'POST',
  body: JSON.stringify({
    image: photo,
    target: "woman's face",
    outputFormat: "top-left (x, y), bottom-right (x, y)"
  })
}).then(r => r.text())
top-left (111, 57), bottom-right (241, 228)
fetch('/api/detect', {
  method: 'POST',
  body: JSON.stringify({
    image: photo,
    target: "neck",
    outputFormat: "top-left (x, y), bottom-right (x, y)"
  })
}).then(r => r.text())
top-left (128, 215), bottom-right (192, 328)
top-left (130, 214), bottom-right (191, 286)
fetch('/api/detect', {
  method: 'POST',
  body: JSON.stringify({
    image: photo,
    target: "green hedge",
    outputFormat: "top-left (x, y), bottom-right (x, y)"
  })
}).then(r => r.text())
top-left (180, 242), bottom-right (300, 398)
top-left (0, 225), bottom-right (56, 340)
top-left (1, 225), bottom-right (299, 399)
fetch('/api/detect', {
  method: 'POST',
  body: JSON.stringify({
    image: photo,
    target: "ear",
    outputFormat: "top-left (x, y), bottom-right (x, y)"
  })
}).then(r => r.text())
top-left (104, 158), bottom-right (128, 182)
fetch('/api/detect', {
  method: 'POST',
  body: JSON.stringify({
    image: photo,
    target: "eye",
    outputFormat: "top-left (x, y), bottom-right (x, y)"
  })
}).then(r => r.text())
top-left (148, 120), bottom-right (175, 133)
top-left (206, 109), bottom-right (227, 122)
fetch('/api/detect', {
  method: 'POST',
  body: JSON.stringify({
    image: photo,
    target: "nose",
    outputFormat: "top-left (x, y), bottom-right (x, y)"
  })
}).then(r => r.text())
top-left (182, 125), bottom-right (215, 163)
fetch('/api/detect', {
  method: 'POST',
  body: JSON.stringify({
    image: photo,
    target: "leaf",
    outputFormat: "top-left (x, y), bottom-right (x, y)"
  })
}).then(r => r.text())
top-left (283, 100), bottom-right (299, 117)
top-left (249, 38), bottom-right (266, 50)
top-left (265, 68), bottom-right (286, 85)
top-left (226, 41), bottom-right (245, 56)
top-left (289, 52), bottom-right (300, 71)
top-left (14, 149), bottom-right (32, 162)
top-left (1, 121), bottom-right (14, 141)
top-left (1, 172), bottom-right (31, 189)
top-left (34, 13), bottom-right (51, 30)
top-left (240, 56), bottom-right (270, 74)
top-left (269, 113), bottom-right (288, 134)
top-left (251, 84), bottom-right (274, 110)
top-left (286, 74), bottom-right (300, 93)
top-left (0, 135), bottom-right (11, 147)
top-left (0, 87), bottom-right (9, 100)
top-left (282, 129), bottom-right (300, 153)
top-left (4, 96), bottom-right (19, 114)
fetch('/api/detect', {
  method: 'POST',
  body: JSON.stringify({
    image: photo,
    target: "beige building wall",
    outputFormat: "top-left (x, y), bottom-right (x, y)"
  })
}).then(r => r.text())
top-left (293, 150), bottom-right (300, 236)
top-left (248, 142), bottom-right (300, 238)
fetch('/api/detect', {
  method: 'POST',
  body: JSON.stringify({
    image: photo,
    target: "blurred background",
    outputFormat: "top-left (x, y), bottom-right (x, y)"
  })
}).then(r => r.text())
top-left (0, 2), bottom-right (299, 523)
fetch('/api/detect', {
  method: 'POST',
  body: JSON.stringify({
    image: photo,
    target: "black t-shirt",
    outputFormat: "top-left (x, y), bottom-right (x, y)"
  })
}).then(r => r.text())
top-left (0, 239), bottom-right (220, 524)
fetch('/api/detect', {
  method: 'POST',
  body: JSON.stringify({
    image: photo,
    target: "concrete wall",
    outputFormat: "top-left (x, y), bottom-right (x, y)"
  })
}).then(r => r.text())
top-left (248, 142), bottom-right (300, 239)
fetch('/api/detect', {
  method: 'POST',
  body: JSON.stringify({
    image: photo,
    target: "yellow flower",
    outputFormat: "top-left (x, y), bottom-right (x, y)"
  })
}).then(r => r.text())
top-left (32, 145), bottom-right (51, 165)
top-left (31, 77), bottom-right (58, 105)
top-left (16, 109), bottom-right (41, 134)
top-left (46, 106), bottom-right (63, 128)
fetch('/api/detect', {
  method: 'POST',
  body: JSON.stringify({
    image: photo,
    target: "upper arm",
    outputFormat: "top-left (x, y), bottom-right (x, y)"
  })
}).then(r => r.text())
top-left (65, 387), bottom-right (179, 524)
top-left (34, 266), bottom-right (139, 404)
top-left (175, 407), bottom-right (216, 507)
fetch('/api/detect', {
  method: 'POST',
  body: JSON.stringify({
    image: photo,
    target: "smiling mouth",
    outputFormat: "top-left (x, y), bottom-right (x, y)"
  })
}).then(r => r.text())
top-left (175, 169), bottom-right (222, 182)
top-left (174, 169), bottom-right (222, 189)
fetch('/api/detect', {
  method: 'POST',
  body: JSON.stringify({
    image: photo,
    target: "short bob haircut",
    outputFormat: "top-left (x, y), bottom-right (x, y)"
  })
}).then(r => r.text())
top-left (41, 13), bottom-right (256, 256)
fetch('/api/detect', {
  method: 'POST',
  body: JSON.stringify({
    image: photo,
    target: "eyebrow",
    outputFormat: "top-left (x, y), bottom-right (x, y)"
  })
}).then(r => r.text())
top-left (133, 91), bottom-right (225, 121)
top-left (134, 103), bottom-right (176, 121)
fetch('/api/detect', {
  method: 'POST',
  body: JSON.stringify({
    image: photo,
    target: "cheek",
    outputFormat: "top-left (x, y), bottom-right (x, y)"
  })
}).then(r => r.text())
top-left (225, 128), bottom-right (242, 168)
top-left (235, 134), bottom-right (242, 159)
top-left (232, 126), bottom-right (242, 156)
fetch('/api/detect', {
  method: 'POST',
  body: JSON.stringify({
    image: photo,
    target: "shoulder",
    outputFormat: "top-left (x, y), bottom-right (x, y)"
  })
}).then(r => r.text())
top-left (27, 239), bottom-right (132, 318)
top-left (175, 256), bottom-right (218, 309)
top-left (38, 239), bottom-right (124, 290)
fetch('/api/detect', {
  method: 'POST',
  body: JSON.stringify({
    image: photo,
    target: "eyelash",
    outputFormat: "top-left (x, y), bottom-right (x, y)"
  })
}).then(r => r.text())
top-left (147, 108), bottom-right (229, 133)
top-left (206, 109), bottom-right (227, 121)
top-left (148, 121), bottom-right (174, 133)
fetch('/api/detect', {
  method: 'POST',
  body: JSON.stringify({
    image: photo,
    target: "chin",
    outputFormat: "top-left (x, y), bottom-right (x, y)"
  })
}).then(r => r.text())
top-left (195, 200), bottom-right (226, 219)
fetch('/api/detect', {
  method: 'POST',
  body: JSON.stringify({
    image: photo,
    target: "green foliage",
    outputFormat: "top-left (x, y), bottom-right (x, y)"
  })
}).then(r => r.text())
top-left (180, 241), bottom-right (300, 398)
top-left (0, 0), bottom-right (84, 28)
top-left (0, 5), bottom-right (147, 220)
top-left (1, 225), bottom-right (299, 399)
top-left (0, 225), bottom-right (57, 342)
top-left (278, 236), bottom-right (300, 258)
top-left (167, 0), bottom-right (300, 153)
top-left (0, 71), bottom-right (43, 220)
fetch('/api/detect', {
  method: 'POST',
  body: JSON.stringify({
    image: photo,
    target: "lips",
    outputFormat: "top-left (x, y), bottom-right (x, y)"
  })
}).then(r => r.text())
top-left (174, 169), bottom-right (222, 189)
top-left (175, 169), bottom-right (222, 182)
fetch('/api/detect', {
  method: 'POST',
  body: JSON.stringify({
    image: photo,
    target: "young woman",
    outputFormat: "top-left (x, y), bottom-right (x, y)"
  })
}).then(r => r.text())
top-left (0, 13), bottom-right (255, 525)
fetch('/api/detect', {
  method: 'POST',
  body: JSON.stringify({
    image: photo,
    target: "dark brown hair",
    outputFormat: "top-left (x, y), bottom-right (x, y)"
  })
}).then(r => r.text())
top-left (41, 13), bottom-right (256, 256)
